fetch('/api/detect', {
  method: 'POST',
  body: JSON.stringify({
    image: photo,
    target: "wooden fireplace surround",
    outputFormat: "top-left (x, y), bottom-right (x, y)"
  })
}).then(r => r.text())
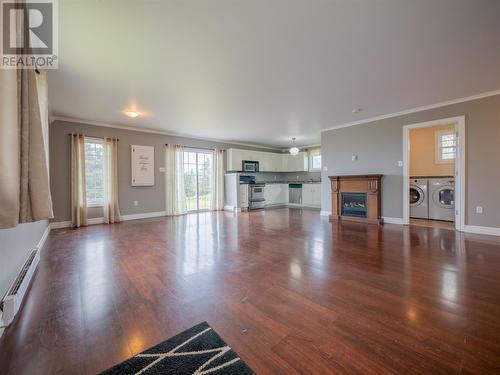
top-left (328, 174), bottom-right (383, 225)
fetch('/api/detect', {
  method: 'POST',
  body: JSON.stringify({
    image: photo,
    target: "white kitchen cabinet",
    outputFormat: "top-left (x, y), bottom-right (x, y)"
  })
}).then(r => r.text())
top-left (312, 183), bottom-right (321, 206)
top-left (227, 148), bottom-right (308, 172)
top-left (264, 184), bottom-right (289, 206)
top-left (302, 183), bottom-right (321, 207)
top-left (282, 152), bottom-right (308, 172)
top-left (239, 184), bottom-right (249, 208)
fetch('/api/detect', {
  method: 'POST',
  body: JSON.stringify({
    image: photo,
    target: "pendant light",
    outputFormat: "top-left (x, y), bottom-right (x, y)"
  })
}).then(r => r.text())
top-left (289, 138), bottom-right (299, 155)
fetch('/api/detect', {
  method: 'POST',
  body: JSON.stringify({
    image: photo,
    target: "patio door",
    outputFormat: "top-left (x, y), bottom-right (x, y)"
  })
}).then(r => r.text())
top-left (183, 149), bottom-right (214, 211)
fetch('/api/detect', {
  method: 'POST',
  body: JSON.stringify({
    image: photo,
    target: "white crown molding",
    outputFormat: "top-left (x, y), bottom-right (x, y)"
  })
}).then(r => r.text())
top-left (321, 89), bottom-right (500, 133)
top-left (50, 115), bottom-right (282, 151)
top-left (464, 225), bottom-right (500, 237)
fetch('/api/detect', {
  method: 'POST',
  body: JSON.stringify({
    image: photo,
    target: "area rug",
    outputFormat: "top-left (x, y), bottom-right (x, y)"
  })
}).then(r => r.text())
top-left (99, 322), bottom-right (255, 375)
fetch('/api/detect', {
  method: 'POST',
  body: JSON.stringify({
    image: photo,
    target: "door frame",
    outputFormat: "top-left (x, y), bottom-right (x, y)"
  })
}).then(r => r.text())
top-left (402, 116), bottom-right (465, 231)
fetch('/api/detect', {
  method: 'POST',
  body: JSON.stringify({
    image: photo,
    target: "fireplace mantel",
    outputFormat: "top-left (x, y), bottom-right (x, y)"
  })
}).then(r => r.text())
top-left (328, 174), bottom-right (383, 225)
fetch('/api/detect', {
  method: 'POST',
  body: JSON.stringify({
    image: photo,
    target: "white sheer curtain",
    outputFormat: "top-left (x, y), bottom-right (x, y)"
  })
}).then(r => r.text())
top-left (211, 149), bottom-right (225, 210)
top-left (165, 144), bottom-right (187, 216)
top-left (71, 134), bottom-right (87, 227)
top-left (103, 138), bottom-right (121, 224)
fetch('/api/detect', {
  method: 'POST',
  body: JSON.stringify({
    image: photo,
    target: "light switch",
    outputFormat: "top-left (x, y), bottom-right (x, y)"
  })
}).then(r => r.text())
top-left (323, 166), bottom-right (328, 172)
top-left (133, 201), bottom-right (139, 206)
top-left (397, 161), bottom-right (403, 167)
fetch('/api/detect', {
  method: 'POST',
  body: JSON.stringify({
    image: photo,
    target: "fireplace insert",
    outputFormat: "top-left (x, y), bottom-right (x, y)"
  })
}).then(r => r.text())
top-left (341, 192), bottom-right (367, 218)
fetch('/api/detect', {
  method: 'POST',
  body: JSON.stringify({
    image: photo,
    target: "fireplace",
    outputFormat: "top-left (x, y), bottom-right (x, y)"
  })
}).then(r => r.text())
top-left (341, 193), bottom-right (367, 218)
top-left (329, 175), bottom-right (383, 224)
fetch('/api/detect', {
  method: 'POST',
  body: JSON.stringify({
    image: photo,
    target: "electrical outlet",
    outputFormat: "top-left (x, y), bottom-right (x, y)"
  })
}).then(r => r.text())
top-left (352, 154), bottom-right (358, 161)
top-left (397, 161), bottom-right (403, 167)
top-left (133, 201), bottom-right (139, 207)
top-left (323, 166), bottom-right (328, 172)
top-left (476, 206), bottom-right (483, 214)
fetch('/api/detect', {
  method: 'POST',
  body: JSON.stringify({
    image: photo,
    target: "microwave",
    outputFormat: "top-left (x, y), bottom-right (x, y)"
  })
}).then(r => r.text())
top-left (242, 160), bottom-right (259, 172)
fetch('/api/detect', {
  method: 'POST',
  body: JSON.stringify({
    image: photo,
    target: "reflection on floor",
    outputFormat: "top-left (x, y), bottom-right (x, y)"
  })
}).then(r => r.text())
top-left (1, 208), bottom-right (500, 374)
top-left (410, 218), bottom-right (455, 230)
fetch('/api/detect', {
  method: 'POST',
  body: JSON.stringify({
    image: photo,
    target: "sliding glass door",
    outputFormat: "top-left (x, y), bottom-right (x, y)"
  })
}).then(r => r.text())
top-left (184, 149), bottom-right (213, 211)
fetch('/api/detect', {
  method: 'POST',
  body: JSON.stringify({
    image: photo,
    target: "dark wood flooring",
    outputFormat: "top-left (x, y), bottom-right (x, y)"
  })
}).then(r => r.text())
top-left (1, 208), bottom-right (500, 374)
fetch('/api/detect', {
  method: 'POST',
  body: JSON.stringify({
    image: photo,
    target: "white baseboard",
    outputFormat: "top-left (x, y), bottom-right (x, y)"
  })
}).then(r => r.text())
top-left (50, 211), bottom-right (169, 229)
top-left (464, 225), bottom-right (500, 236)
top-left (37, 224), bottom-right (51, 253)
top-left (382, 217), bottom-right (405, 225)
top-left (49, 220), bottom-right (72, 229)
top-left (120, 211), bottom-right (167, 221)
top-left (288, 203), bottom-right (321, 209)
top-left (320, 210), bottom-right (331, 217)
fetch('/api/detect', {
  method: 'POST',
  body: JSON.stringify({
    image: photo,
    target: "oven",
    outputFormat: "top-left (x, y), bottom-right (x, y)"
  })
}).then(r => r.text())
top-left (249, 184), bottom-right (266, 209)
top-left (242, 160), bottom-right (259, 172)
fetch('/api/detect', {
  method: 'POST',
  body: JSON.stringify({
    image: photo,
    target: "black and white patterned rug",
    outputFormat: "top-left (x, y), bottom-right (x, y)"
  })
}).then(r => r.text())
top-left (99, 322), bottom-right (255, 375)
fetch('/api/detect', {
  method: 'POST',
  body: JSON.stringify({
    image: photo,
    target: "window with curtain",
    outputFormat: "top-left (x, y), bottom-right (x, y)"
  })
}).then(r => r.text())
top-left (84, 139), bottom-right (104, 207)
top-left (183, 149), bottom-right (213, 211)
top-left (308, 148), bottom-right (321, 171)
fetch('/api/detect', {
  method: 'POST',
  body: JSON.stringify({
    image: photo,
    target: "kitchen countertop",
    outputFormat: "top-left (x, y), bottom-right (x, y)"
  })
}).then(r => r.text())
top-left (257, 181), bottom-right (321, 184)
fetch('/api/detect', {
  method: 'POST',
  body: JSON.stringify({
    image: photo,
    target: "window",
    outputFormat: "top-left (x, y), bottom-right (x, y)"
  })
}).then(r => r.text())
top-left (436, 130), bottom-right (456, 163)
top-left (85, 139), bottom-right (104, 206)
top-left (308, 148), bottom-right (321, 171)
top-left (183, 149), bottom-right (213, 211)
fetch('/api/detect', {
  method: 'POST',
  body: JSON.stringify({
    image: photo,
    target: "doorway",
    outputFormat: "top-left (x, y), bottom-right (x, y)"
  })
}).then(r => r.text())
top-left (183, 149), bottom-right (214, 212)
top-left (403, 116), bottom-right (465, 231)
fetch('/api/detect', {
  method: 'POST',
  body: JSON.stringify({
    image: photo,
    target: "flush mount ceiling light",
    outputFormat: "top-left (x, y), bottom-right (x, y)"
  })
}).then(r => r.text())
top-left (289, 138), bottom-right (299, 155)
top-left (124, 110), bottom-right (141, 118)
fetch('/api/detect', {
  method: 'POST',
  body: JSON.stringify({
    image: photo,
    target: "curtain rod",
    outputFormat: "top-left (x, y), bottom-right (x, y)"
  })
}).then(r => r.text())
top-left (165, 144), bottom-right (224, 151)
top-left (68, 133), bottom-right (119, 141)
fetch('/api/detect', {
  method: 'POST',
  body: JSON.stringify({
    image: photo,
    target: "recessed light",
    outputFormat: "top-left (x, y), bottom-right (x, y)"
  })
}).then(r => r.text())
top-left (351, 108), bottom-right (363, 113)
top-left (124, 110), bottom-right (140, 118)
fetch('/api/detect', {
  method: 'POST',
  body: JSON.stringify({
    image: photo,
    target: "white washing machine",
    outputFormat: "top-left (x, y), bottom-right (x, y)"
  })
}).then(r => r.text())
top-left (429, 178), bottom-right (455, 221)
top-left (410, 178), bottom-right (428, 219)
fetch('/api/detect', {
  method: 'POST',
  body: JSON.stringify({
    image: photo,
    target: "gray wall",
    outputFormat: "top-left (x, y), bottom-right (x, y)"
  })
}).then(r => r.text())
top-left (50, 120), bottom-right (281, 222)
top-left (321, 94), bottom-right (500, 227)
top-left (0, 220), bottom-right (48, 298)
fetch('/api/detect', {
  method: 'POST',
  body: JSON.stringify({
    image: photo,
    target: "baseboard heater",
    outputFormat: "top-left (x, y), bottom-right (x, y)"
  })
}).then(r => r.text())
top-left (0, 248), bottom-right (40, 328)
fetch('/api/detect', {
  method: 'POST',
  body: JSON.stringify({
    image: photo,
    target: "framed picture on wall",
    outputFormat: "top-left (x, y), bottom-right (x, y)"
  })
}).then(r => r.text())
top-left (131, 145), bottom-right (155, 186)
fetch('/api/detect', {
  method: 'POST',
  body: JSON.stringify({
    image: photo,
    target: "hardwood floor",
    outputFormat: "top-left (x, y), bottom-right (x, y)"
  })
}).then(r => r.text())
top-left (410, 218), bottom-right (455, 230)
top-left (1, 208), bottom-right (500, 374)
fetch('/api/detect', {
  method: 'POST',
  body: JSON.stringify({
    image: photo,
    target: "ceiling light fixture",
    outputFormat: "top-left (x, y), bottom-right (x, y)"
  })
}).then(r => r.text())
top-left (124, 110), bottom-right (140, 118)
top-left (289, 138), bottom-right (299, 155)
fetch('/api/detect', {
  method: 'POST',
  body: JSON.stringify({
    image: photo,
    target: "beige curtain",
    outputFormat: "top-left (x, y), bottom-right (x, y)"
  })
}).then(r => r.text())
top-left (165, 144), bottom-right (187, 216)
top-left (211, 149), bottom-right (225, 210)
top-left (103, 138), bottom-right (121, 224)
top-left (0, 68), bottom-right (53, 229)
top-left (71, 134), bottom-right (87, 227)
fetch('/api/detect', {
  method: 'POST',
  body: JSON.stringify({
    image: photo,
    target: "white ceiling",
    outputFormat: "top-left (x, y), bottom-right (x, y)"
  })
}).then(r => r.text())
top-left (49, 0), bottom-right (500, 148)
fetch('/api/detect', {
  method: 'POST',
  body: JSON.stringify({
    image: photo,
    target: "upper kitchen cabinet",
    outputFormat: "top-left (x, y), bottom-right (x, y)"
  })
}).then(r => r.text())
top-left (226, 148), bottom-right (308, 172)
top-left (282, 152), bottom-right (308, 172)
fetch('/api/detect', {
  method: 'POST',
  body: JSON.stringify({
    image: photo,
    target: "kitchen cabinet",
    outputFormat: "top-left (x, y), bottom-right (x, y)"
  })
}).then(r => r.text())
top-left (302, 183), bottom-right (321, 207)
top-left (282, 152), bottom-right (308, 172)
top-left (226, 148), bottom-right (308, 172)
top-left (239, 184), bottom-right (249, 208)
top-left (264, 184), bottom-right (289, 206)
